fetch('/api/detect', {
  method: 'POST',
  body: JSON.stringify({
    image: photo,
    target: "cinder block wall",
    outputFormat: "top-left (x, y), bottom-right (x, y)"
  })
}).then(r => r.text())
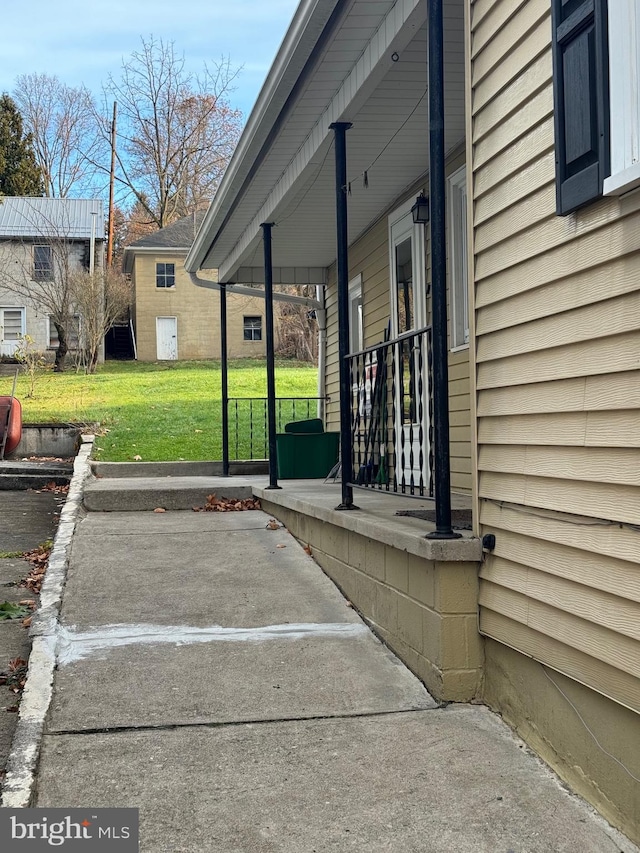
top-left (261, 500), bottom-right (483, 702)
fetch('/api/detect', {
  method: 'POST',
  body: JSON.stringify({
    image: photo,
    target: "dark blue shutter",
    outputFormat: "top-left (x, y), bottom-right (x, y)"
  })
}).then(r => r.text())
top-left (551, 0), bottom-right (609, 215)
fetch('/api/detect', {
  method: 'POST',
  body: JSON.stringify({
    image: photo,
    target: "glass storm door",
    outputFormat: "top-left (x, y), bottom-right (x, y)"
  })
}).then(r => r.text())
top-left (389, 209), bottom-right (428, 491)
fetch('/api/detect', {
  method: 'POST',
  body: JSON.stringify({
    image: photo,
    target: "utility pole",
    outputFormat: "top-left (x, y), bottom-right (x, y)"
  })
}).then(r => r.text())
top-left (106, 101), bottom-right (117, 267)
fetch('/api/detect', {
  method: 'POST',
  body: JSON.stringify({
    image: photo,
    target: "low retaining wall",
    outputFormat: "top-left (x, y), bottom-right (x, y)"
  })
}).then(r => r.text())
top-left (8, 424), bottom-right (87, 459)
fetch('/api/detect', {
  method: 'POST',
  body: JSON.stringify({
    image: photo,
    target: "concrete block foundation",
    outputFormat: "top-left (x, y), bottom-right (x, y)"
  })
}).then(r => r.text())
top-left (260, 497), bottom-right (483, 703)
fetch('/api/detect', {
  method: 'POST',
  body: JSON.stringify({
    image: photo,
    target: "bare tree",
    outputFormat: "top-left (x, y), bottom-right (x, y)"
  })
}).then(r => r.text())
top-left (13, 73), bottom-right (105, 198)
top-left (100, 37), bottom-right (242, 228)
top-left (276, 287), bottom-right (319, 362)
top-left (69, 266), bottom-right (132, 373)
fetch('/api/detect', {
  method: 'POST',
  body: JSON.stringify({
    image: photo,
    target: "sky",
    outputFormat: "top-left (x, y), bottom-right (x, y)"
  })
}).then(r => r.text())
top-left (0, 0), bottom-right (300, 120)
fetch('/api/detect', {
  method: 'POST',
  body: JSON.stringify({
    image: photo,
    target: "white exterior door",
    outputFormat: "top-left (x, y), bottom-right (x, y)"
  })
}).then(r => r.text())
top-left (156, 317), bottom-right (178, 360)
top-left (389, 205), bottom-right (429, 491)
top-left (0, 307), bottom-right (25, 357)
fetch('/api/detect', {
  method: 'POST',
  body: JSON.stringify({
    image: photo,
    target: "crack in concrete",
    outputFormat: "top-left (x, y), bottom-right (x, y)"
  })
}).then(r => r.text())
top-left (44, 706), bottom-right (444, 737)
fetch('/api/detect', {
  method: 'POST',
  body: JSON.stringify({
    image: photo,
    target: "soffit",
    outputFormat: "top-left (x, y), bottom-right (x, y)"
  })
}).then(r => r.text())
top-left (193, 0), bottom-right (465, 282)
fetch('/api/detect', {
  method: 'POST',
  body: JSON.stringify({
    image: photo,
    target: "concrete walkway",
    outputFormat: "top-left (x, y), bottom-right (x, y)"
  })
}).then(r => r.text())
top-left (21, 494), bottom-right (639, 852)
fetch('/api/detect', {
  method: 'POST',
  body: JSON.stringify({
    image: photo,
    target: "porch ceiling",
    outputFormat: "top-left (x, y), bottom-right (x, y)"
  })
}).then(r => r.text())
top-left (186, 0), bottom-right (465, 284)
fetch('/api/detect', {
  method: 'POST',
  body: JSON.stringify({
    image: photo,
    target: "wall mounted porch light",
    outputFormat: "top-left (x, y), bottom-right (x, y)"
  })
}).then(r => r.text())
top-left (411, 193), bottom-right (430, 224)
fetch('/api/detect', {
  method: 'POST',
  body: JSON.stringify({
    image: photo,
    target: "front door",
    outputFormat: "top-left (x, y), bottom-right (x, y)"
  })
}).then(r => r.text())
top-left (389, 206), bottom-right (428, 492)
top-left (156, 316), bottom-right (178, 360)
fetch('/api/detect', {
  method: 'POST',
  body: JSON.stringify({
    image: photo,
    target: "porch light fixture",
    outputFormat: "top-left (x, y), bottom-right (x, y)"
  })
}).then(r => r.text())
top-left (411, 193), bottom-right (429, 224)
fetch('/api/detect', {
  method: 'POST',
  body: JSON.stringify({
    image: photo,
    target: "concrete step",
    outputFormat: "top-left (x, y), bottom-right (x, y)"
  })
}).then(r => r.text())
top-left (83, 476), bottom-right (263, 512)
top-left (0, 462), bottom-right (72, 475)
top-left (0, 461), bottom-right (73, 491)
top-left (0, 474), bottom-right (71, 492)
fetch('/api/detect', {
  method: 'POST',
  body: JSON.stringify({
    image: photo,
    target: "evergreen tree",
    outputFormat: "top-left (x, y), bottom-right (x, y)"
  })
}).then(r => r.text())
top-left (0, 94), bottom-right (43, 196)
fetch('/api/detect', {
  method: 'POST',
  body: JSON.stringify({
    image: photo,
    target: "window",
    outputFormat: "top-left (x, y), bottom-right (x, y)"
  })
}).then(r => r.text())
top-left (33, 245), bottom-right (53, 281)
top-left (48, 315), bottom-right (80, 350)
top-left (348, 274), bottom-right (363, 353)
top-left (448, 166), bottom-right (469, 349)
top-left (603, 0), bottom-right (640, 195)
top-left (243, 316), bottom-right (262, 341)
top-left (156, 262), bottom-right (175, 288)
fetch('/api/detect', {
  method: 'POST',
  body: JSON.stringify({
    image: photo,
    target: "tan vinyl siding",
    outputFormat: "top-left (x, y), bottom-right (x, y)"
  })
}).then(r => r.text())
top-left (324, 162), bottom-right (472, 493)
top-left (470, 0), bottom-right (640, 715)
top-left (325, 263), bottom-right (340, 432)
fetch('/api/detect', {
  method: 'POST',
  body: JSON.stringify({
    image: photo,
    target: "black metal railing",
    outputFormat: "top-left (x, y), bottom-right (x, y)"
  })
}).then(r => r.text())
top-left (347, 326), bottom-right (433, 497)
top-left (227, 397), bottom-right (325, 461)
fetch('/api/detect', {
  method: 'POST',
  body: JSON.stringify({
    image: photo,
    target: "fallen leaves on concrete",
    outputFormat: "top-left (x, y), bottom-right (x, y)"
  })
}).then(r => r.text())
top-left (0, 657), bottom-right (28, 695)
top-left (29, 481), bottom-right (70, 495)
top-left (193, 494), bottom-right (261, 513)
top-left (19, 542), bottom-right (52, 594)
top-left (153, 507), bottom-right (167, 513)
top-left (22, 456), bottom-right (73, 463)
top-left (265, 518), bottom-right (282, 530)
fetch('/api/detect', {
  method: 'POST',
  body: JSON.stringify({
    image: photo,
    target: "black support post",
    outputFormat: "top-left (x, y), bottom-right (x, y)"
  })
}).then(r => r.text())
top-left (261, 223), bottom-right (281, 490)
top-left (330, 121), bottom-right (357, 511)
top-left (220, 284), bottom-right (230, 477)
top-left (426, 0), bottom-right (460, 540)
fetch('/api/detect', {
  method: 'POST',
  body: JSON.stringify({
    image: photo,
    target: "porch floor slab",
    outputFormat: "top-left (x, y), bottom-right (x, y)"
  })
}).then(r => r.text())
top-left (255, 479), bottom-right (481, 562)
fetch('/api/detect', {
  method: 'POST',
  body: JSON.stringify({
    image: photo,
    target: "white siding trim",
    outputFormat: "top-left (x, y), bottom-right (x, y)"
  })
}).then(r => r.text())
top-left (604, 0), bottom-right (640, 196)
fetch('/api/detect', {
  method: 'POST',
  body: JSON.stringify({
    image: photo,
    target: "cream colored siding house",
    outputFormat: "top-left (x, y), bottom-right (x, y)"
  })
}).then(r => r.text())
top-left (185, 0), bottom-right (640, 843)
top-left (469, 0), bottom-right (640, 840)
top-left (124, 213), bottom-right (267, 361)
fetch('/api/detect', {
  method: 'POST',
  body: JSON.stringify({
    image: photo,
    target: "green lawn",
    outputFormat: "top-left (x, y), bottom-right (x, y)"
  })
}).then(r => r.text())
top-left (2, 360), bottom-right (319, 462)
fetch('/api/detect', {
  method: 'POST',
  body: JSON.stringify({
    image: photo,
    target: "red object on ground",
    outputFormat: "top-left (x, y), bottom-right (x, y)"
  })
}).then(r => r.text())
top-left (0, 396), bottom-right (22, 455)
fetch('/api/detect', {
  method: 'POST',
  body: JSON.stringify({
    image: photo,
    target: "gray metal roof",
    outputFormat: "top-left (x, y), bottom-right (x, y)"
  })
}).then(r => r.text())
top-left (0, 197), bottom-right (105, 240)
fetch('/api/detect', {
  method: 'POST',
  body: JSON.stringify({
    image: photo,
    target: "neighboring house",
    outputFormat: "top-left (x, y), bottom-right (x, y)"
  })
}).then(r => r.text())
top-left (0, 197), bottom-right (105, 359)
top-left (185, 0), bottom-right (640, 843)
top-left (123, 212), bottom-right (268, 361)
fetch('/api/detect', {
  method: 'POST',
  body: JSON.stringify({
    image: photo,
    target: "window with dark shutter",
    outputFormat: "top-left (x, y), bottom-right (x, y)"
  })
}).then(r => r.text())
top-left (551, 0), bottom-right (609, 215)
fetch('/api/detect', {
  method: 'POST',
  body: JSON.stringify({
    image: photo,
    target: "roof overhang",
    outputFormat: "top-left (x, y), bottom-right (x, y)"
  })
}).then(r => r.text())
top-left (185, 0), bottom-right (465, 284)
top-left (122, 245), bottom-right (191, 275)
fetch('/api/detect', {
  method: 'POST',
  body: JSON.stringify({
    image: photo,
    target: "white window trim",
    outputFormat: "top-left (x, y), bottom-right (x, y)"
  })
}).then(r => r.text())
top-left (243, 315), bottom-right (263, 342)
top-left (603, 0), bottom-right (640, 196)
top-left (448, 165), bottom-right (469, 350)
top-left (348, 273), bottom-right (363, 354)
